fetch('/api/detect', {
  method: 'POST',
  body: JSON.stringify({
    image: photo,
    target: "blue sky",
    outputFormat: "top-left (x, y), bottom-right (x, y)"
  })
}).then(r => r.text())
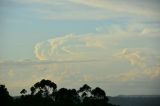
top-left (0, 0), bottom-right (160, 96)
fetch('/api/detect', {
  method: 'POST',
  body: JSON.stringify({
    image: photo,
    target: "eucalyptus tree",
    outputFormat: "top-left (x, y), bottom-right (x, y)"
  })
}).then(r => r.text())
top-left (30, 79), bottom-right (57, 97)
top-left (78, 84), bottom-right (92, 98)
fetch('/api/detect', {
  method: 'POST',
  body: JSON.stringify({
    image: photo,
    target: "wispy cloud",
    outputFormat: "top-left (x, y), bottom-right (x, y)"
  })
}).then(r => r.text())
top-left (0, 59), bottom-right (105, 67)
top-left (13, 0), bottom-right (160, 20)
top-left (96, 23), bottom-right (160, 37)
top-left (70, 0), bottom-right (160, 17)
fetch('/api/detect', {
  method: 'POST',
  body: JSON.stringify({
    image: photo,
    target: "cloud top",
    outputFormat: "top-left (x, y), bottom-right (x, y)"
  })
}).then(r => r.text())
top-left (34, 34), bottom-right (106, 61)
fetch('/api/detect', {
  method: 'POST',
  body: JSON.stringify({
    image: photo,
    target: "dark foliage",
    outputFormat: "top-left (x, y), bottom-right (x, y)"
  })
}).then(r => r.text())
top-left (20, 89), bottom-right (27, 95)
top-left (0, 84), bottom-right (13, 106)
top-left (0, 79), bottom-right (119, 106)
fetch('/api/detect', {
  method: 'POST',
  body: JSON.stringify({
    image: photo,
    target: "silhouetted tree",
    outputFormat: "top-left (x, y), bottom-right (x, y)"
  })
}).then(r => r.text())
top-left (0, 84), bottom-right (13, 105)
top-left (55, 88), bottom-right (69, 102)
top-left (68, 89), bottom-right (80, 104)
top-left (55, 88), bottom-right (80, 105)
top-left (82, 92), bottom-right (87, 97)
top-left (91, 87), bottom-right (106, 99)
top-left (0, 79), bottom-right (119, 106)
top-left (30, 86), bottom-right (36, 95)
top-left (20, 89), bottom-right (27, 95)
top-left (31, 79), bottom-right (57, 97)
top-left (78, 84), bottom-right (91, 98)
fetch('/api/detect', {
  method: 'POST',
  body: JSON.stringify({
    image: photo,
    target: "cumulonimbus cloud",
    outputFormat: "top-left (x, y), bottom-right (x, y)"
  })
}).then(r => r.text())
top-left (34, 34), bottom-right (107, 61)
top-left (34, 23), bottom-right (160, 61)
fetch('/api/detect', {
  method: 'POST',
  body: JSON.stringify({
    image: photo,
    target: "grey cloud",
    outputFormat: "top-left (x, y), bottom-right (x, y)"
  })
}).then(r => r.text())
top-left (0, 59), bottom-right (105, 67)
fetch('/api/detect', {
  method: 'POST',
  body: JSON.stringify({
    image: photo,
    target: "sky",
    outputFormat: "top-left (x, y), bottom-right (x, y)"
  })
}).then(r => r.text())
top-left (0, 0), bottom-right (160, 96)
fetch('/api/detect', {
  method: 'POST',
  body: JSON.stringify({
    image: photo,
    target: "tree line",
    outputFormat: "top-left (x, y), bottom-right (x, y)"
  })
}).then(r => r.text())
top-left (0, 79), bottom-right (119, 106)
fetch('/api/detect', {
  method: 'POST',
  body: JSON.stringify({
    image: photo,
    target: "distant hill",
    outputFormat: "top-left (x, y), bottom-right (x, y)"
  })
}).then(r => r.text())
top-left (108, 95), bottom-right (160, 106)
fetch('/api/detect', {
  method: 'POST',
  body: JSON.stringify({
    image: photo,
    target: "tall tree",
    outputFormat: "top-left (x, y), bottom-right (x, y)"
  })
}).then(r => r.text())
top-left (78, 84), bottom-right (91, 98)
top-left (0, 85), bottom-right (13, 105)
top-left (31, 79), bottom-right (57, 97)
top-left (91, 87), bottom-right (106, 99)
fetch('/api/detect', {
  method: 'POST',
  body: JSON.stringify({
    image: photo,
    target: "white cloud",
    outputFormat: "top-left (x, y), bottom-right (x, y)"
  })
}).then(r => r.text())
top-left (34, 34), bottom-right (108, 61)
top-left (112, 48), bottom-right (160, 81)
top-left (96, 23), bottom-right (160, 37)
top-left (114, 48), bottom-right (146, 68)
top-left (70, 0), bottom-right (160, 17)
top-left (1, 48), bottom-right (159, 95)
top-left (1, 0), bottom-right (160, 96)
top-left (34, 42), bottom-right (47, 60)
top-left (14, 0), bottom-right (160, 20)
top-left (34, 23), bottom-right (160, 61)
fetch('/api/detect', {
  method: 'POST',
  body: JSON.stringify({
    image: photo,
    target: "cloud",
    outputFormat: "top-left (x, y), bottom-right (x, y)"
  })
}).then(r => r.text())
top-left (114, 48), bottom-right (146, 68)
top-left (34, 23), bottom-right (160, 61)
top-left (112, 48), bottom-right (160, 81)
top-left (1, 17), bottom-right (160, 95)
top-left (96, 23), bottom-right (160, 37)
top-left (141, 27), bottom-right (160, 37)
top-left (34, 42), bottom-right (47, 60)
top-left (1, 0), bottom-right (160, 96)
top-left (0, 59), bottom-right (83, 95)
top-left (1, 49), bottom-right (159, 95)
top-left (116, 70), bottom-right (142, 81)
top-left (70, 0), bottom-right (160, 17)
top-left (0, 59), bottom-right (105, 67)
top-left (90, 65), bottom-right (160, 82)
top-left (144, 66), bottom-right (160, 78)
top-left (114, 47), bottom-right (160, 68)
top-left (14, 0), bottom-right (112, 20)
top-left (34, 34), bottom-right (108, 61)
top-left (117, 65), bottom-right (160, 81)
top-left (14, 0), bottom-right (160, 20)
